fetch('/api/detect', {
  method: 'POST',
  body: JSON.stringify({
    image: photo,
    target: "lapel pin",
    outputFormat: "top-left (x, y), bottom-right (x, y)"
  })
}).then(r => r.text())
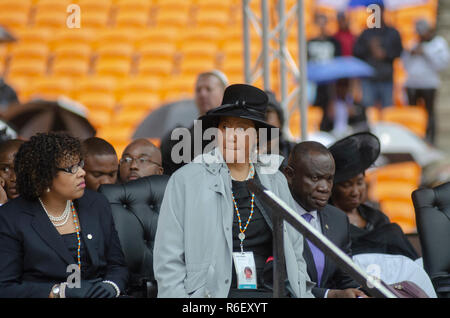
top-left (325, 224), bottom-right (329, 230)
top-left (87, 234), bottom-right (93, 240)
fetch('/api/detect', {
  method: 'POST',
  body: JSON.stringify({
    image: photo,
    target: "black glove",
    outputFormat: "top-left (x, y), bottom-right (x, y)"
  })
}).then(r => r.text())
top-left (64, 279), bottom-right (99, 298)
top-left (86, 282), bottom-right (117, 298)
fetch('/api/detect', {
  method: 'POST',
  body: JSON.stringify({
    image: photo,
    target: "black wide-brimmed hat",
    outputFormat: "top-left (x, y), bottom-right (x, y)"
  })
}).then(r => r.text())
top-left (198, 84), bottom-right (278, 139)
top-left (328, 132), bottom-right (380, 184)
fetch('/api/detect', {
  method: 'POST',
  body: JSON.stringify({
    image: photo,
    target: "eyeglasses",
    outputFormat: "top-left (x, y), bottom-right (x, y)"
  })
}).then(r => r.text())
top-left (57, 160), bottom-right (85, 174)
top-left (120, 156), bottom-right (161, 167)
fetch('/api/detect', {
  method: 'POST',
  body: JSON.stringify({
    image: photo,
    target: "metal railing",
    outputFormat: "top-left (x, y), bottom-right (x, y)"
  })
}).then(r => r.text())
top-left (248, 180), bottom-right (397, 298)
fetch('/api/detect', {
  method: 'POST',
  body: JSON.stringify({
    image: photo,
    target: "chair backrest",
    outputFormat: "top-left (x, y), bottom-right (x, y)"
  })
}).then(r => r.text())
top-left (98, 174), bottom-right (170, 297)
top-left (412, 182), bottom-right (450, 297)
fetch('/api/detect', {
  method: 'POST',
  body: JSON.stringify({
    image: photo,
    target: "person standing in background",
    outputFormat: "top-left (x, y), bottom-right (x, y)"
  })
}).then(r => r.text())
top-left (353, 4), bottom-right (403, 108)
top-left (402, 19), bottom-right (450, 144)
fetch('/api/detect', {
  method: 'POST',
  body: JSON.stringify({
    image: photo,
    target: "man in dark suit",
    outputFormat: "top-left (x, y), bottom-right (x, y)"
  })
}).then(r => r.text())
top-left (284, 141), bottom-right (367, 298)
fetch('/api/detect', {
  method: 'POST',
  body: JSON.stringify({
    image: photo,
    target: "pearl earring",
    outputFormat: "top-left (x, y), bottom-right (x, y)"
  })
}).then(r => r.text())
top-left (46, 188), bottom-right (50, 193)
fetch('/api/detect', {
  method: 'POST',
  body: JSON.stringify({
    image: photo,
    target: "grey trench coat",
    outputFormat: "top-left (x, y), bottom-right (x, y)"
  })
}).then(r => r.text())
top-left (153, 148), bottom-right (315, 298)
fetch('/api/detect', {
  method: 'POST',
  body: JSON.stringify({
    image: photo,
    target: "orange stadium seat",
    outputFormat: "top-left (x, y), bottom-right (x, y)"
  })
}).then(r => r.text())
top-left (181, 27), bottom-right (222, 46)
top-left (179, 59), bottom-right (216, 77)
top-left (373, 161), bottom-right (422, 185)
top-left (181, 42), bottom-right (218, 61)
top-left (137, 59), bottom-right (173, 77)
top-left (116, 0), bottom-right (152, 13)
top-left (34, 0), bottom-right (72, 13)
top-left (78, 93), bottom-right (116, 129)
top-left (195, 10), bottom-right (229, 29)
top-left (0, 0), bottom-right (32, 13)
top-left (73, 76), bottom-right (117, 99)
top-left (381, 106), bottom-right (428, 138)
top-left (380, 200), bottom-right (417, 233)
top-left (137, 43), bottom-right (176, 63)
top-left (8, 43), bottom-right (49, 63)
top-left (51, 58), bottom-right (90, 78)
top-left (114, 10), bottom-right (149, 29)
top-left (289, 106), bottom-right (324, 138)
top-left (119, 92), bottom-right (160, 113)
top-left (114, 108), bottom-right (154, 131)
top-left (7, 59), bottom-right (47, 78)
top-left (94, 28), bottom-right (138, 49)
top-left (0, 11), bottom-right (29, 31)
top-left (369, 180), bottom-right (417, 202)
top-left (116, 76), bottom-right (161, 100)
top-left (28, 76), bottom-right (73, 100)
top-left (77, 0), bottom-right (112, 13)
top-left (135, 28), bottom-right (179, 48)
top-left (33, 11), bottom-right (67, 30)
top-left (155, 0), bottom-right (192, 14)
top-left (53, 43), bottom-right (92, 63)
top-left (12, 28), bottom-right (52, 46)
top-left (155, 11), bottom-right (190, 28)
top-left (94, 59), bottom-right (132, 79)
top-left (95, 43), bottom-right (134, 63)
top-left (80, 11), bottom-right (110, 29)
top-left (96, 125), bottom-right (133, 146)
top-left (194, 0), bottom-right (232, 12)
top-left (51, 29), bottom-right (95, 50)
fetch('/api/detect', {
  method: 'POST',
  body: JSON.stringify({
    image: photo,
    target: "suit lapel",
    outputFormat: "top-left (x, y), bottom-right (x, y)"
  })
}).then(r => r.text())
top-left (318, 208), bottom-right (331, 287)
top-left (303, 238), bottom-right (318, 284)
top-left (75, 197), bottom-right (99, 267)
top-left (30, 201), bottom-right (74, 265)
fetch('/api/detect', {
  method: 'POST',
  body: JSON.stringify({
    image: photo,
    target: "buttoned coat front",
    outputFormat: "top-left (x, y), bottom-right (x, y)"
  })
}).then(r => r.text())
top-left (153, 149), bottom-right (315, 298)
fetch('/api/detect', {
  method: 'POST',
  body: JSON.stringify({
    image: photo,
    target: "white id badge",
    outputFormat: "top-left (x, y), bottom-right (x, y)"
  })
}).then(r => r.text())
top-left (232, 251), bottom-right (257, 289)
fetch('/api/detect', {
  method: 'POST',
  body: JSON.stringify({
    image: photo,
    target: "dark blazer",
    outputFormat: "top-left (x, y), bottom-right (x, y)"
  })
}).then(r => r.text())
top-left (302, 204), bottom-right (359, 298)
top-left (0, 190), bottom-right (129, 298)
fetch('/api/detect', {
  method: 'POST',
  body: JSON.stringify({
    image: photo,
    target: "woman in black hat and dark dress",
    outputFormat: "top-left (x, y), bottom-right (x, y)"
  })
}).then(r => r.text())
top-left (153, 84), bottom-right (314, 298)
top-left (328, 132), bottom-right (419, 260)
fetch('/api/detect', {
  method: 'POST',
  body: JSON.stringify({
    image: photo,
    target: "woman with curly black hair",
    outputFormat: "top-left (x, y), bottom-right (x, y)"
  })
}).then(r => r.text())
top-left (0, 132), bottom-right (128, 298)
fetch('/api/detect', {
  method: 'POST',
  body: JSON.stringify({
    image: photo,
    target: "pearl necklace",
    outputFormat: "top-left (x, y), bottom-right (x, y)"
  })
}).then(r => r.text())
top-left (39, 198), bottom-right (71, 227)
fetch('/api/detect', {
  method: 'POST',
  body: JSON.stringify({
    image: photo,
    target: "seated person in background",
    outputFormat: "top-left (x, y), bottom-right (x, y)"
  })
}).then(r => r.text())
top-left (160, 70), bottom-right (228, 176)
top-left (0, 132), bottom-right (128, 298)
top-left (263, 91), bottom-right (295, 170)
top-left (81, 137), bottom-right (119, 191)
top-left (328, 132), bottom-right (419, 260)
top-left (321, 78), bottom-right (369, 137)
top-left (0, 139), bottom-right (24, 201)
top-left (284, 141), bottom-right (366, 298)
top-left (119, 138), bottom-right (163, 183)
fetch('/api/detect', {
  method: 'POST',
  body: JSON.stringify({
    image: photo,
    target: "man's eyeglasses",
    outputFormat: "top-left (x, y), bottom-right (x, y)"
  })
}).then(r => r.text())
top-left (57, 160), bottom-right (85, 174)
top-left (120, 156), bottom-right (161, 167)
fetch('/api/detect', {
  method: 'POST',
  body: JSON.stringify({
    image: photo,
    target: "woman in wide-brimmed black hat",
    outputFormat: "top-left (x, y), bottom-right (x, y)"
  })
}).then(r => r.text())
top-left (328, 132), bottom-right (419, 260)
top-left (153, 84), bottom-right (314, 298)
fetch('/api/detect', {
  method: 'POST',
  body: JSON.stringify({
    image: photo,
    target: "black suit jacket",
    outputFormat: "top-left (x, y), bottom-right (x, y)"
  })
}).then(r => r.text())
top-left (0, 190), bottom-right (129, 298)
top-left (302, 204), bottom-right (359, 298)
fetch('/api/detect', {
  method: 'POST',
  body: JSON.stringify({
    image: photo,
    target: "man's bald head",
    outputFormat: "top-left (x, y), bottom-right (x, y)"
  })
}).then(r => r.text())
top-left (119, 139), bottom-right (163, 183)
top-left (285, 141), bottom-right (335, 211)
